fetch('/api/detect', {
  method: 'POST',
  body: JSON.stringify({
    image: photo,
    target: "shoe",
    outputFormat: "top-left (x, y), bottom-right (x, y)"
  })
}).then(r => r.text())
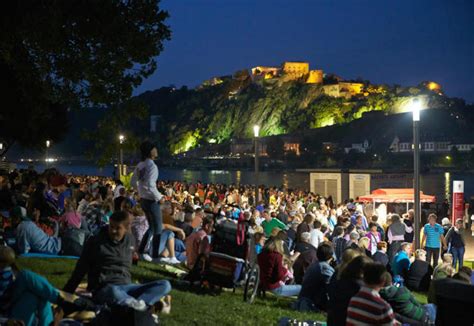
top-left (141, 254), bottom-right (153, 262)
top-left (124, 298), bottom-right (147, 312)
top-left (158, 257), bottom-right (172, 264)
top-left (168, 257), bottom-right (181, 265)
top-left (153, 295), bottom-right (171, 315)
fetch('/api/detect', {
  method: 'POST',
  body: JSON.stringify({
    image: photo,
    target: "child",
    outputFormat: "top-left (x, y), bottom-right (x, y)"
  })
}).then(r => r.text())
top-left (254, 232), bottom-right (265, 255)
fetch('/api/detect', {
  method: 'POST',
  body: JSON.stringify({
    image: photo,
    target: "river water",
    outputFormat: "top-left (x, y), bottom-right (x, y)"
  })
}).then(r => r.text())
top-left (16, 163), bottom-right (474, 202)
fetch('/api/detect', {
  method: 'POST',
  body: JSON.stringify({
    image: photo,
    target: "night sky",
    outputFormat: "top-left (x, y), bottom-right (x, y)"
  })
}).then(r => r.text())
top-left (136, 0), bottom-right (474, 103)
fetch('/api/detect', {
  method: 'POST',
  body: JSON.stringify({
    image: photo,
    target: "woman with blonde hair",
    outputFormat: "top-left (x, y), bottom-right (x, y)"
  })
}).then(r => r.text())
top-left (358, 236), bottom-right (372, 257)
top-left (258, 238), bottom-right (301, 297)
top-left (336, 248), bottom-right (362, 279)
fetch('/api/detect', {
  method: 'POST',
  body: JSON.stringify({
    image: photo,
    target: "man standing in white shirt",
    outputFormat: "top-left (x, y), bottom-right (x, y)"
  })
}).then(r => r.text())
top-left (131, 141), bottom-right (164, 262)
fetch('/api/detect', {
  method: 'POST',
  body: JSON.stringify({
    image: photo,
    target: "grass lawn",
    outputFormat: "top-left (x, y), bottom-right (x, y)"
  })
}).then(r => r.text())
top-left (17, 258), bottom-right (330, 325)
top-left (17, 257), bottom-right (430, 325)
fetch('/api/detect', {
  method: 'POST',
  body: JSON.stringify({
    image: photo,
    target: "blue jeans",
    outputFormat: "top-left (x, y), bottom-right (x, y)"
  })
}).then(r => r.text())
top-left (10, 270), bottom-right (59, 326)
top-left (424, 303), bottom-right (437, 324)
top-left (271, 284), bottom-right (301, 297)
top-left (94, 280), bottom-right (171, 307)
top-left (175, 238), bottom-right (187, 262)
top-left (450, 246), bottom-right (465, 270)
top-left (139, 199), bottom-right (163, 257)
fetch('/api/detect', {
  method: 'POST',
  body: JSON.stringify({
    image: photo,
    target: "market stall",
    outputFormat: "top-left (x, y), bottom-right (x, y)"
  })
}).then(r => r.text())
top-left (359, 188), bottom-right (436, 225)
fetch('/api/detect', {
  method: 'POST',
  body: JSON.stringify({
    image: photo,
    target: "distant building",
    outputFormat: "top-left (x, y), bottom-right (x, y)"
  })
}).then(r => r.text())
top-left (449, 144), bottom-right (474, 152)
top-left (344, 139), bottom-right (370, 154)
top-left (230, 139), bottom-right (267, 156)
top-left (389, 136), bottom-right (473, 153)
top-left (322, 82), bottom-right (364, 98)
top-left (281, 135), bottom-right (302, 156)
top-left (251, 66), bottom-right (281, 80)
top-left (306, 70), bottom-right (323, 84)
top-left (250, 61), bottom-right (325, 84)
top-left (282, 61), bottom-right (310, 78)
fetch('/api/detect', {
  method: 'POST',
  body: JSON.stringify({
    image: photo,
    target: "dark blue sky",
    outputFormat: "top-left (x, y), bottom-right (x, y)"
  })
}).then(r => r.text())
top-left (136, 0), bottom-right (474, 103)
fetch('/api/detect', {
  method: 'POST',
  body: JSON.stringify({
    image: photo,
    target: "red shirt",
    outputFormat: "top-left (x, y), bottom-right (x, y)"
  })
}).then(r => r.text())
top-left (185, 230), bottom-right (210, 268)
top-left (257, 250), bottom-right (287, 290)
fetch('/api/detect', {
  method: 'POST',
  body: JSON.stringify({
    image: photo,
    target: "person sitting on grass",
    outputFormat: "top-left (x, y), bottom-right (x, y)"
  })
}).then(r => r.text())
top-left (380, 272), bottom-right (436, 325)
top-left (261, 209), bottom-right (287, 237)
top-left (427, 254), bottom-right (456, 304)
top-left (258, 238), bottom-right (301, 297)
top-left (292, 232), bottom-right (318, 284)
top-left (13, 204), bottom-right (61, 255)
top-left (327, 254), bottom-right (372, 326)
top-left (294, 243), bottom-right (335, 312)
top-left (64, 211), bottom-right (172, 312)
top-left (346, 263), bottom-right (398, 325)
top-left (0, 245), bottom-right (76, 326)
top-left (406, 249), bottom-right (433, 292)
top-left (372, 241), bottom-right (389, 269)
top-left (391, 242), bottom-right (411, 280)
top-left (185, 216), bottom-right (214, 269)
top-left (432, 253), bottom-right (455, 279)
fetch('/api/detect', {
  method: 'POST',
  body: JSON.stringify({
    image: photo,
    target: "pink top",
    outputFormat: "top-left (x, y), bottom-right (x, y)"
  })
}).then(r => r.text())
top-left (61, 211), bottom-right (82, 229)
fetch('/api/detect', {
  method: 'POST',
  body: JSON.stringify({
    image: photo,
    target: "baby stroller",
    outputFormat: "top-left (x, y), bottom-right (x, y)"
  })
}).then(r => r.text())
top-left (201, 218), bottom-right (260, 303)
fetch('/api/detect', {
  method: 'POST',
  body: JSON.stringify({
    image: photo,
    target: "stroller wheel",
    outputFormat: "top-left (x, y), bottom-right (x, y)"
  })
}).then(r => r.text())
top-left (243, 264), bottom-right (260, 304)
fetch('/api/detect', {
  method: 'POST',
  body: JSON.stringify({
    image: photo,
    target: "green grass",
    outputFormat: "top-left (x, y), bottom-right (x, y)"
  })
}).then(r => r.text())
top-left (17, 258), bottom-right (327, 325)
top-left (17, 258), bottom-right (434, 325)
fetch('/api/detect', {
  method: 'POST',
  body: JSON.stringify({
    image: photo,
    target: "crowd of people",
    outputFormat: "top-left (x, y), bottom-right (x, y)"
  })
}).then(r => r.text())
top-left (0, 140), bottom-right (472, 325)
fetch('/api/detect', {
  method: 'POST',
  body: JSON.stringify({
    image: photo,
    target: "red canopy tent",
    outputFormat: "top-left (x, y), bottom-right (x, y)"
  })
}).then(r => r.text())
top-left (358, 188), bottom-right (436, 203)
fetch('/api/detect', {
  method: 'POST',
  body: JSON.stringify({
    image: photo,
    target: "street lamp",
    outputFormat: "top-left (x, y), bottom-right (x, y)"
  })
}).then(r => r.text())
top-left (118, 134), bottom-right (125, 178)
top-left (253, 125), bottom-right (260, 204)
top-left (411, 98), bottom-right (422, 249)
top-left (45, 140), bottom-right (51, 169)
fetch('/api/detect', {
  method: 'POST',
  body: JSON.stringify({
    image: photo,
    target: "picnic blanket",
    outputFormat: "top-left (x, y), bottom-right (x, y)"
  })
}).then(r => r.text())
top-left (19, 252), bottom-right (79, 259)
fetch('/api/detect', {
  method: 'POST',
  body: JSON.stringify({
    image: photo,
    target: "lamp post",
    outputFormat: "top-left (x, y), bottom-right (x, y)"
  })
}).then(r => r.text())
top-left (45, 140), bottom-right (51, 169)
top-left (119, 134), bottom-right (125, 178)
top-left (253, 125), bottom-right (260, 204)
top-left (411, 98), bottom-right (422, 250)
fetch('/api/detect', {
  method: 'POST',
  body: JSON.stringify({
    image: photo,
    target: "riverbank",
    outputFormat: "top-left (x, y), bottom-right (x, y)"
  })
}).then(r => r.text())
top-left (11, 162), bottom-right (474, 204)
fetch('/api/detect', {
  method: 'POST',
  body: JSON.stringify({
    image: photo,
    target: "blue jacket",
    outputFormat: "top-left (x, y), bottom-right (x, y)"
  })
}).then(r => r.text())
top-left (392, 251), bottom-right (410, 277)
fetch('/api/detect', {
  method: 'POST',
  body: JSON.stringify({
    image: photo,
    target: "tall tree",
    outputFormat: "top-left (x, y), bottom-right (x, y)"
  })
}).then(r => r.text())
top-left (0, 0), bottom-right (171, 155)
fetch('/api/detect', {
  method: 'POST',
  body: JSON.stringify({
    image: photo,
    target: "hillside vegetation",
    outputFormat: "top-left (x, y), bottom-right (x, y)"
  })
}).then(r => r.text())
top-left (137, 73), bottom-right (470, 156)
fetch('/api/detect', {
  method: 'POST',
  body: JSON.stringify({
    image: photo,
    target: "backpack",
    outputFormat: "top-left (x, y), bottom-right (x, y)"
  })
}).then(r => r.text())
top-left (93, 306), bottom-right (158, 326)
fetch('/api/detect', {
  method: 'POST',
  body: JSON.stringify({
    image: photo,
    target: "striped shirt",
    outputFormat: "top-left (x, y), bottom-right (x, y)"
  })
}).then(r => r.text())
top-left (347, 286), bottom-right (399, 326)
top-left (423, 223), bottom-right (443, 248)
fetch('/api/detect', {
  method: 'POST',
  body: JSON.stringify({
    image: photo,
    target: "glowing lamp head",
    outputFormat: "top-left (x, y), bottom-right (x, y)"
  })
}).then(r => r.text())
top-left (253, 125), bottom-right (260, 138)
top-left (410, 98), bottom-right (422, 122)
top-left (119, 134), bottom-right (125, 144)
top-left (46, 140), bottom-right (50, 148)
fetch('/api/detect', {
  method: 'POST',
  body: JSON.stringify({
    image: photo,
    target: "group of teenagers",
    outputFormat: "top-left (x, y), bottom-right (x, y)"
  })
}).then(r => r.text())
top-left (0, 140), bottom-right (472, 325)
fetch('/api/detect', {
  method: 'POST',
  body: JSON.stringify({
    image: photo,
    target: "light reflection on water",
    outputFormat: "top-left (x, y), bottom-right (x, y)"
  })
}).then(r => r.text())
top-left (16, 163), bottom-right (474, 202)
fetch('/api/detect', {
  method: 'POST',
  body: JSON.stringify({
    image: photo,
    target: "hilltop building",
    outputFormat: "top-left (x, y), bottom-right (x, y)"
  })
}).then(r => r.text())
top-left (282, 61), bottom-right (309, 78)
top-left (322, 82), bottom-right (364, 99)
top-left (251, 61), bottom-right (323, 85)
top-left (250, 61), bottom-right (362, 98)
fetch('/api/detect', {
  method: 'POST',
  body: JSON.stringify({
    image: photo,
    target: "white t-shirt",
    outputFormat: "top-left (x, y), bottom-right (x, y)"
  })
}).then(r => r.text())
top-left (310, 229), bottom-right (324, 248)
